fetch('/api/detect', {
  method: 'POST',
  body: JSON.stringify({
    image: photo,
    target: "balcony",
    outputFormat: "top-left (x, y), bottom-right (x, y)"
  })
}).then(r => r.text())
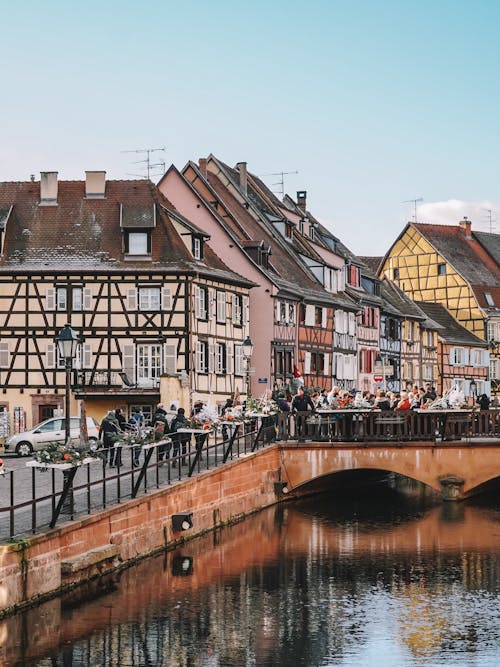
top-left (73, 370), bottom-right (160, 395)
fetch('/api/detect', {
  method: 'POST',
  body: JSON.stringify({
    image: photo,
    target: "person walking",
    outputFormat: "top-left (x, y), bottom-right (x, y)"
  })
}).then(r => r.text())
top-left (99, 410), bottom-right (120, 467)
top-left (152, 403), bottom-right (169, 463)
top-left (169, 407), bottom-right (190, 466)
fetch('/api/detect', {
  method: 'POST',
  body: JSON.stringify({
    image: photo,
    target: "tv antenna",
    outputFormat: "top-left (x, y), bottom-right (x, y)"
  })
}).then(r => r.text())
top-left (260, 170), bottom-right (299, 197)
top-left (482, 208), bottom-right (496, 233)
top-left (402, 197), bottom-right (423, 222)
top-left (122, 147), bottom-right (166, 180)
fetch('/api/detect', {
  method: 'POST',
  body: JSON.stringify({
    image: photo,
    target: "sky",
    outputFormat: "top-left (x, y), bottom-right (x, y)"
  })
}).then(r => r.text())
top-left (1, 0), bottom-right (499, 255)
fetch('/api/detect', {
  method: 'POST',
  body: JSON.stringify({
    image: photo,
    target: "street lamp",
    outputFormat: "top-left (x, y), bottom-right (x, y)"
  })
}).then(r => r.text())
top-left (242, 336), bottom-right (254, 397)
top-left (469, 378), bottom-right (477, 403)
top-left (56, 324), bottom-right (80, 445)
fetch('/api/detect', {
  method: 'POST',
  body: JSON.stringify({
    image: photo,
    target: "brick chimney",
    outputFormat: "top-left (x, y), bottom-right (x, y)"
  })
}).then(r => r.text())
top-left (39, 172), bottom-right (58, 206)
top-left (459, 216), bottom-right (472, 238)
top-left (198, 158), bottom-right (207, 178)
top-left (297, 191), bottom-right (307, 212)
top-left (236, 162), bottom-right (248, 195)
top-left (85, 171), bottom-right (106, 198)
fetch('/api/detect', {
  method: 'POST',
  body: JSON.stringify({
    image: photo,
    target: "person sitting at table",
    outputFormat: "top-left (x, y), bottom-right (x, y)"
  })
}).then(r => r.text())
top-left (337, 390), bottom-right (352, 409)
top-left (422, 384), bottom-right (437, 403)
top-left (327, 386), bottom-right (340, 407)
top-left (374, 390), bottom-right (391, 411)
top-left (395, 392), bottom-right (411, 411)
top-left (316, 388), bottom-right (330, 409)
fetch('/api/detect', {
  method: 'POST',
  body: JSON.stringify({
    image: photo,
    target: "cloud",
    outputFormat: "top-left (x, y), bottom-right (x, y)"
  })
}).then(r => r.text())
top-left (415, 199), bottom-right (498, 232)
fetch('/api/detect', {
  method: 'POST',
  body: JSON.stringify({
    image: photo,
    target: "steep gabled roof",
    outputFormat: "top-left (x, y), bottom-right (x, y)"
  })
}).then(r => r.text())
top-left (412, 222), bottom-right (499, 287)
top-left (415, 301), bottom-right (488, 347)
top-left (359, 256), bottom-right (383, 275)
top-left (474, 230), bottom-right (500, 266)
top-left (0, 178), bottom-right (252, 286)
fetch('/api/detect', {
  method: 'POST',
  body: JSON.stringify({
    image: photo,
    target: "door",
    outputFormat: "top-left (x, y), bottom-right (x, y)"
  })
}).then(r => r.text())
top-left (39, 404), bottom-right (59, 422)
top-left (137, 344), bottom-right (162, 388)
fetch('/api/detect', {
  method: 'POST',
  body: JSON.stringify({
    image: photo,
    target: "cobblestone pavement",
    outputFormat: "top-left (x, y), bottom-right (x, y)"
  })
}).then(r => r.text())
top-left (0, 439), bottom-right (241, 542)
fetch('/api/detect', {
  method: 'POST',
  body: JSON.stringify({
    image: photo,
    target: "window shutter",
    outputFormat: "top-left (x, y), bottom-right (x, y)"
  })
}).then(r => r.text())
top-left (82, 343), bottom-right (92, 369)
top-left (235, 346), bottom-right (244, 375)
top-left (337, 354), bottom-right (345, 379)
top-left (162, 287), bottom-right (173, 311)
top-left (304, 351), bottom-right (311, 374)
top-left (126, 288), bottom-right (137, 311)
top-left (122, 344), bottom-right (136, 383)
top-left (463, 348), bottom-right (469, 366)
top-left (217, 291), bottom-right (226, 322)
top-left (164, 343), bottom-right (177, 375)
top-left (227, 345), bottom-right (233, 374)
top-left (0, 342), bottom-right (9, 368)
top-left (322, 308), bottom-right (327, 328)
top-left (323, 352), bottom-right (329, 375)
top-left (348, 312), bottom-right (355, 335)
top-left (208, 344), bottom-right (215, 373)
top-left (195, 341), bottom-right (203, 372)
top-left (242, 295), bottom-right (248, 325)
top-left (46, 343), bottom-right (55, 369)
top-left (83, 288), bottom-right (93, 311)
top-left (305, 305), bottom-right (314, 326)
top-left (275, 301), bottom-right (281, 323)
top-left (208, 288), bottom-right (215, 319)
top-left (45, 287), bottom-right (56, 311)
top-left (449, 349), bottom-right (455, 365)
top-left (195, 286), bottom-right (201, 319)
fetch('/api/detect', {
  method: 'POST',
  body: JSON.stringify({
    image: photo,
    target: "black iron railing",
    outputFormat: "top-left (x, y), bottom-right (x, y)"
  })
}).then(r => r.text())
top-left (0, 420), bottom-right (276, 541)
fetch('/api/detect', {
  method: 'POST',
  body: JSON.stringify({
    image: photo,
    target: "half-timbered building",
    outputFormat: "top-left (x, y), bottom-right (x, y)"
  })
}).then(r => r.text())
top-left (415, 301), bottom-right (489, 397)
top-left (379, 218), bottom-right (500, 396)
top-left (169, 157), bottom-right (357, 393)
top-left (0, 172), bottom-right (252, 432)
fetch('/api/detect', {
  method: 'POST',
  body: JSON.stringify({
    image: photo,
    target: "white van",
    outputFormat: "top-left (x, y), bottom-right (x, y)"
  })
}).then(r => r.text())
top-left (5, 416), bottom-right (100, 457)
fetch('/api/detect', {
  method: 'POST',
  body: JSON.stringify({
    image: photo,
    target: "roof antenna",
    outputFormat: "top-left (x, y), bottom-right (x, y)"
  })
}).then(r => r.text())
top-left (121, 147), bottom-right (166, 180)
top-left (260, 170), bottom-right (299, 198)
top-left (482, 208), bottom-right (496, 233)
top-left (402, 197), bottom-right (423, 222)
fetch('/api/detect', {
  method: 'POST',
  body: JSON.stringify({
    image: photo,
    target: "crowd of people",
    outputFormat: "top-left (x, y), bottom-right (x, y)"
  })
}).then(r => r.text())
top-left (274, 384), bottom-right (496, 414)
top-left (98, 398), bottom-right (237, 468)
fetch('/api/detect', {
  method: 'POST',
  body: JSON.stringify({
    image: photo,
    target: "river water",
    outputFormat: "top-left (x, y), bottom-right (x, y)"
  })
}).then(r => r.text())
top-left (2, 485), bottom-right (500, 666)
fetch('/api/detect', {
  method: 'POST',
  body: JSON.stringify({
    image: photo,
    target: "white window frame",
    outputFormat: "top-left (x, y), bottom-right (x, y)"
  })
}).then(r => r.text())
top-left (232, 294), bottom-right (243, 325)
top-left (139, 287), bottom-right (161, 311)
top-left (234, 345), bottom-right (244, 375)
top-left (196, 286), bottom-right (208, 320)
top-left (137, 344), bottom-right (162, 387)
top-left (193, 237), bottom-right (202, 260)
top-left (128, 232), bottom-right (149, 255)
top-left (196, 340), bottom-right (208, 373)
top-left (215, 342), bottom-right (226, 374)
top-left (56, 287), bottom-right (67, 311)
top-left (216, 291), bottom-right (226, 323)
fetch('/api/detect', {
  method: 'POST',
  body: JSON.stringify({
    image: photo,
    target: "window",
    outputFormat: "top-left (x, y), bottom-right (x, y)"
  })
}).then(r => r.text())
top-left (450, 347), bottom-right (466, 366)
top-left (233, 294), bottom-right (243, 325)
top-left (195, 286), bottom-right (208, 320)
top-left (298, 303), bottom-right (306, 325)
top-left (126, 231), bottom-right (150, 255)
top-left (315, 307), bottom-right (322, 326)
top-left (196, 341), bottom-right (208, 373)
top-left (235, 345), bottom-right (245, 375)
top-left (216, 291), bottom-right (226, 323)
top-left (393, 268), bottom-right (399, 280)
top-left (137, 344), bottom-right (162, 387)
top-left (215, 342), bottom-right (226, 374)
top-left (437, 263), bottom-right (446, 276)
top-left (57, 288), bottom-right (67, 311)
top-left (274, 348), bottom-right (293, 376)
top-left (139, 288), bottom-right (161, 311)
top-left (72, 287), bottom-right (82, 311)
top-left (192, 237), bottom-right (203, 260)
top-left (424, 330), bottom-right (434, 347)
top-left (386, 318), bottom-right (398, 340)
top-left (485, 292), bottom-right (495, 307)
top-left (280, 302), bottom-right (287, 324)
top-left (288, 304), bottom-right (295, 324)
top-left (423, 364), bottom-right (434, 381)
top-left (491, 357), bottom-right (499, 380)
top-left (348, 265), bottom-right (360, 287)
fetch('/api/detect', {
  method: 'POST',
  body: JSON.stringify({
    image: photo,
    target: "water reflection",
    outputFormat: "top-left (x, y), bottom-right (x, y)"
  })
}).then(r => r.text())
top-left (1, 487), bottom-right (500, 666)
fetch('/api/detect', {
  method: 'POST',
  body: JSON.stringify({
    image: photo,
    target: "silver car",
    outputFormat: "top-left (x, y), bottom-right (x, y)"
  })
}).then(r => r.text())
top-left (5, 416), bottom-right (100, 457)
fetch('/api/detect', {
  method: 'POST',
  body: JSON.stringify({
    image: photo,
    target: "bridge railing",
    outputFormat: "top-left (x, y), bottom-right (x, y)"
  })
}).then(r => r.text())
top-left (277, 409), bottom-right (500, 443)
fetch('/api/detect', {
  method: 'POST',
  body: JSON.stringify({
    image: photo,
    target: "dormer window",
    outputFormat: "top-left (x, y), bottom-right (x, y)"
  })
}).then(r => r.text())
top-left (192, 236), bottom-right (204, 261)
top-left (485, 292), bottom-right (495, 307)
top-left (125, 231), bottom-right (151, 256)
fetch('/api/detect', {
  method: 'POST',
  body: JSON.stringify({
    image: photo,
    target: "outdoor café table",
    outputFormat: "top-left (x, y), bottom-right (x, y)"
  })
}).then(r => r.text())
top-left (415, 408), bottom-right (472, 440)
top-left (26, 457), bottom-right (98, 528)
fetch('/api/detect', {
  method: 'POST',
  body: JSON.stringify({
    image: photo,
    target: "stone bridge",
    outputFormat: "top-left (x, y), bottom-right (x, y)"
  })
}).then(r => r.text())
top-left (278, 440), bottom-right (500, 500)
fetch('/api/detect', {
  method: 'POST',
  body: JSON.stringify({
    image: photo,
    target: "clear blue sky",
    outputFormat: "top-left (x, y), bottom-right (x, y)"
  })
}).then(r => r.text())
top-left (1, 0), bottom-right (499, 254)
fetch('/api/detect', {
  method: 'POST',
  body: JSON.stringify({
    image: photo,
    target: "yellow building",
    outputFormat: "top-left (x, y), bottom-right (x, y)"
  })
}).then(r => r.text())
top-left (379, 218), bottom-right (500, 396)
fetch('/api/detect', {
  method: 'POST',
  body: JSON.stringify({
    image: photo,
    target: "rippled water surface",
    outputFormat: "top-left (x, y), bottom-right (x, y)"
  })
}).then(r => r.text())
top-left (2, 486), bottom-right (500, 666)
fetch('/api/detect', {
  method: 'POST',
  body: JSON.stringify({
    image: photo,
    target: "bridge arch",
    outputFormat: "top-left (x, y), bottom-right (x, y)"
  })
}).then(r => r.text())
top-left (279, 443), bottom-right (500, 499)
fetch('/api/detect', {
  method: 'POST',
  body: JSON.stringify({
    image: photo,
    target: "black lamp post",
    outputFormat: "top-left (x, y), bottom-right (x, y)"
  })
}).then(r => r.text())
top-left (56, 324), bottom-right (80, 445)
top-left (469, 378), bottom-right (477, 402)
top-left (242, 336), bottom-right (254, 397)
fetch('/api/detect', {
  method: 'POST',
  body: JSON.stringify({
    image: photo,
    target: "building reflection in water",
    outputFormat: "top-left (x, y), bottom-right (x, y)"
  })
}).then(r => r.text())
top-left (1, 486), bottom-right (500, 666)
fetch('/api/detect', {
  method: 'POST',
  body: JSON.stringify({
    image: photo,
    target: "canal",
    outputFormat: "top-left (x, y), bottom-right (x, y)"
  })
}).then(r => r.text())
top-left (1, 483), bottom-right (500, 666)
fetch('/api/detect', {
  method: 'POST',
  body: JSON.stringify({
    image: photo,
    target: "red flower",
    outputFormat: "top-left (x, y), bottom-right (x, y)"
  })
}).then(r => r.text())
top-left (63, 453), bottom-right (71, 460)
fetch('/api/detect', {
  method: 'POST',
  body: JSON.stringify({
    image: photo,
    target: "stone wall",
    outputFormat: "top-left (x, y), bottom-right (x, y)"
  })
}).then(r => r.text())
top-left (0, 446), bottom-right (281, 617)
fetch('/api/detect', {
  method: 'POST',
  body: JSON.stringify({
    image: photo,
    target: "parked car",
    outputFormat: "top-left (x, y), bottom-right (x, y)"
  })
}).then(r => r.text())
top-left (5, 416), bottom-right (100, 457)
